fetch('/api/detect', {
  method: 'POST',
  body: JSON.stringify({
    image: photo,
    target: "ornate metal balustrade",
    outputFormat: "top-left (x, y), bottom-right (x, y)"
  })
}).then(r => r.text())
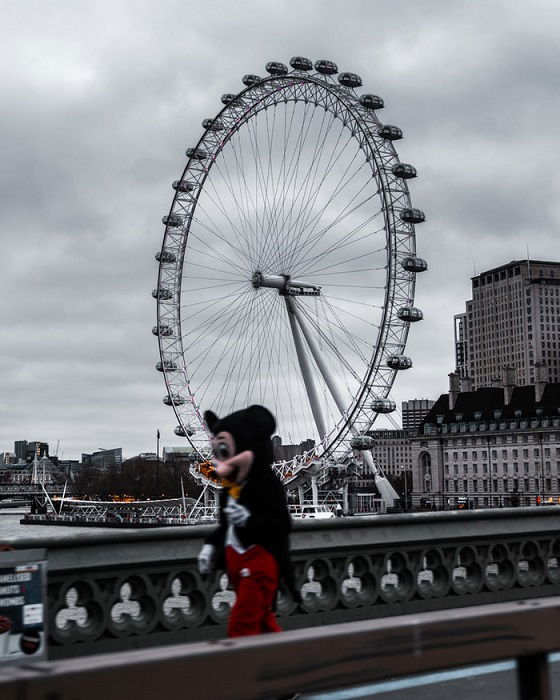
top-left (7, 506), bottom-right (560, 659)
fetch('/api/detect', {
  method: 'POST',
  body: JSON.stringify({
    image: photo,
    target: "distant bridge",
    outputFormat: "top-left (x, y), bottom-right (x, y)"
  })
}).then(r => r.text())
top-left (0, 483), bottom-right (69, 500)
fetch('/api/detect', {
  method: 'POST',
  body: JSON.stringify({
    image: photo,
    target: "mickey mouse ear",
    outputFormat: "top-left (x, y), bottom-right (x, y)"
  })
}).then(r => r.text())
top-left (246, 405), bottom-right (276, 438)
top-left (204, 410), bottom-right (219, 434)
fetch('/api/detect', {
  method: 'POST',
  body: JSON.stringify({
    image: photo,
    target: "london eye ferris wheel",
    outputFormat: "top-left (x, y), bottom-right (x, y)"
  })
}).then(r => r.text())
top-left (153, 57), bottom-right (427, 491)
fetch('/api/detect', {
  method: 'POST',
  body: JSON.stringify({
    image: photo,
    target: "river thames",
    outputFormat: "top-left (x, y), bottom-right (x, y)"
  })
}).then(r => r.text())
top-left (1, 507), bottom-right (139, 541)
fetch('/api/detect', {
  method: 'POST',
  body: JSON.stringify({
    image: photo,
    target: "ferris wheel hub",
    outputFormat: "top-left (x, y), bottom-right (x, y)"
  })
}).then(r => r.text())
top-left (252, 271), bottom-right (321, 296)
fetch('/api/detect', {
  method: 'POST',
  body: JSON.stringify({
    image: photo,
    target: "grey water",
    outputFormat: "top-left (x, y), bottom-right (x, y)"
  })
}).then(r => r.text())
top-left (1, 507), bottom-right (134, 542)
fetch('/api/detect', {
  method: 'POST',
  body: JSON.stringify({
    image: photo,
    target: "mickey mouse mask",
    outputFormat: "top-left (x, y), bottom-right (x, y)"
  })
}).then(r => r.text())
top-left (204, 405), bottom-right (276, 485)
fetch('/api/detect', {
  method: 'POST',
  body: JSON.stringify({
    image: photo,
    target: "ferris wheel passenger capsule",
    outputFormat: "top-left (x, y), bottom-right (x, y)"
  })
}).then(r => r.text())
top-left (175, 424), bottom-right (195, 437)
top-left (289, 56), bottom-right (313, 71)
top-left (350, 435), bottom-right (375, 451)
top-left (242, 74), bottom-right (261, 87)
top-left (221, 93), bottom-right (242, 105)
top-left (392, 163), bottom-right (417, 179)
top-left (172, 180), bottom-right (195, 193)
top-left (359, 94), bottom-right (384, 110)
top-left (338, 72), bottom-right (362, 88)
top-left (400, 208), bottom-right (426, 224)
top-left (379, 124), bottom-right (403, 140)
top-left (265, 61), bottom-right (289, 75)
top-left (156, 360), bottom-right (178, 372)
top-left (155, 250), bottom-right (176, 264)
top-left (152, 325), bottom-right (173, 337)
top-left (202, 118), bottom-right (224, 131)
top-left (152, 287), bottom-right (173, 300)
top-left (185, 147), bottom-right (208, 161)
top-left (314, 59), bottom-right (338, 75)
top-left (386, 355), bottom-right (413, 370)
top-left (371, 398), bottom-right (396, 413)
top-left (162, 213), bottom-right (183, 228)
top-left (401, 256), bottom-right (428, 272)
top-left (397, 306), bottom-right (423, 322)
top-left (163, 394), bottom-right (186, 406)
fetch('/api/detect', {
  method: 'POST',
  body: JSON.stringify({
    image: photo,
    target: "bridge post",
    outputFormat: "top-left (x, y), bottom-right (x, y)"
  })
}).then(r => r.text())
top-left (517, 653), bottom-right (551, 700)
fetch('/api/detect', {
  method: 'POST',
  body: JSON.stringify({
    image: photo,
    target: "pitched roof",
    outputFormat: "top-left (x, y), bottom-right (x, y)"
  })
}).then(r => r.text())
top-left (420, 383), bottom-right (560, 428)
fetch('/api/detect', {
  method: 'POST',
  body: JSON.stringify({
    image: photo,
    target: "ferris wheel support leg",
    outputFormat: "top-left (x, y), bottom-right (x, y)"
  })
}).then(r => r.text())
top-left (288, 296), bottom-right (356, 435)
top-left (285, 297), bottom-right (327, 440)
top-left (290, 297), bottom-right (400, 510)
top-left (311, 475), bottom-right (319, 505)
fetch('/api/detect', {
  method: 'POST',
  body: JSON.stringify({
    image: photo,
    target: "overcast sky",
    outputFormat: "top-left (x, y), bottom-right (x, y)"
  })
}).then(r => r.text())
top-left (2, 0), bottom-right (559, 460)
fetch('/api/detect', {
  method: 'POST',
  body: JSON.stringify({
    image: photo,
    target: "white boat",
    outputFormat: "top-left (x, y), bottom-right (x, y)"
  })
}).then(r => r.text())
top-left (289, 504), bottom-right (335, 520)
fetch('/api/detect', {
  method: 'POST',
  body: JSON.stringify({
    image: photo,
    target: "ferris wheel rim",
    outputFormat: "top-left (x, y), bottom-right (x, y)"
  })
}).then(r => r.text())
top-left (155, 63), bottom-right (422, 477)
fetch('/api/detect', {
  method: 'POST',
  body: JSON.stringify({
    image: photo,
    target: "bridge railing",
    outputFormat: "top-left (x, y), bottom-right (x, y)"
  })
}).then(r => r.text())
top-left (6, 506), bottom-right (560, 659)
top-left (0, 596), bottom-right (557, 699)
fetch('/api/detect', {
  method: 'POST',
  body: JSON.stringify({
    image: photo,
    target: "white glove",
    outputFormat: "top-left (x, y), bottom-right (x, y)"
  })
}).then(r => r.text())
top-left (224, 501), bottom-right (251, 527)
top-left (198, 544), bottom-right (216, 575)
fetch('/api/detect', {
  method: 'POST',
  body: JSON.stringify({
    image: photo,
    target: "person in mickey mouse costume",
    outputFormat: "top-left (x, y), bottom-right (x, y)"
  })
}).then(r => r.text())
top-left (197, 404), bottom-right (300, 638)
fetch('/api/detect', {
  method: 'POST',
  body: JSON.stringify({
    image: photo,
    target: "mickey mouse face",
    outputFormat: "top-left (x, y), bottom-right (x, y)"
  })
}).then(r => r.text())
top-left (211, 431), bottom-right (253, 484)
top-left (212, 432), bottom-right (236, 461)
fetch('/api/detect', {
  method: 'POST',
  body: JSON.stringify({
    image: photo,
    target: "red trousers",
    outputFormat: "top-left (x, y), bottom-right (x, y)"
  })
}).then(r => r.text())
top-left (225, 545), bottom-right (282, 638)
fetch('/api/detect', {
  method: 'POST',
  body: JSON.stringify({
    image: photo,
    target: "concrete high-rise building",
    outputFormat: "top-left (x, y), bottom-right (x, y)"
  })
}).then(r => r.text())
top-left (454, 313), bottom-right (468, 379)
top-left (458, 260), bottom-right (560, 389)
top-left (81, 448), bottom-right (122, 470)
top-left (401, 399), bottom-right (435, 431)
top-left (14, 441), bottom-right (28, 461)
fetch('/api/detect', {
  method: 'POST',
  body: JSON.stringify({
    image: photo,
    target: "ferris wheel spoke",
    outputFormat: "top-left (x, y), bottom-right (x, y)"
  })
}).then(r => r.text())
top-left (305, 296), bottom-right (373, 363)
top-left (213, 291), bottom-right (278, 414)
top-left (233, 127), bottom-right (272, 265)
top-left (185, 238), bottom-right (249, 277)
top-left (264, 100), bottom-right (321, 269)
top-left (287, 177), bottom-right (379, 275)
top-left (279, 119), bottom-right (350, 270)
top-left (296, 302), bottom-right (364, 384)
top-left (209, 156), bottom-right (260, 262)
top-left (298, 299), bottom-right (371, 369)
top-left (300, 240), bottom-right (386, 278)
top-left (222, 131), bottom-right (261, 264)
top-left (318, 296), bottom-right (374, 361)
top-left (281, 121), bottom-right (358, 267)
top-left (255, 105), bottom-right (300, 268)
top-left (320, 296), bottom-right (381, 328)
top-left (266, 106), bottom-right (338, 272)
top-left (247, 119), bottom-right (283, 266)
top-left (190, 208), bottom-right (253, 272)
top-left (192, 290), bottom-right (262, 404)
top-left (181, 286), bottom-right (252, 350)
top-left (296, 225), bottom-right (386, 278)
top-left (326, 293), bottom-right (384, 309)
top-left (195, 177), bottom-right (259, 267)
top-left (275, 105), bottom-right (332, 252)
top-left (284, 138), bottom-right (368, 269)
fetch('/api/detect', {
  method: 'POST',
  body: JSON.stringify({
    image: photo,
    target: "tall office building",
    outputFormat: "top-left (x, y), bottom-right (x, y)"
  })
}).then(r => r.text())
top-left (14, 441), bottom-right (28, 462)
top-left (401, 399), bottom-right (435, 431)
top-left (457, 260), bottom-right (560, 389)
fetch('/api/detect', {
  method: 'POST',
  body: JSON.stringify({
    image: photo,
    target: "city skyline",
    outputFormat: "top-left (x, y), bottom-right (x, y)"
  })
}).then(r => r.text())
top-left (2, 1), bottom-right (560, 459)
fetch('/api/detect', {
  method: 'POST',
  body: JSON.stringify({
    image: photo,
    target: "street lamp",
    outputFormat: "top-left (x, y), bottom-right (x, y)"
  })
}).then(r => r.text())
top-left (399, 466), bottom-right (409, 512)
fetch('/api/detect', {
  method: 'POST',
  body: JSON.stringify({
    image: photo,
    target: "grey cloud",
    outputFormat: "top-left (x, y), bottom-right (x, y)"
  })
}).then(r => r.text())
top-left (2, 0), bottom-right (559, 457)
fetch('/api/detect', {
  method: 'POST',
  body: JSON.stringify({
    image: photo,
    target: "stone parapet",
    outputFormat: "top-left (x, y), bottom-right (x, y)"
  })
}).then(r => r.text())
top-left (8, 507), bottom-right (560, 659)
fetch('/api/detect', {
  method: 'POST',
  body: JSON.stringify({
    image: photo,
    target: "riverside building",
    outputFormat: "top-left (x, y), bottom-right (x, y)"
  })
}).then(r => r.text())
top-left (455, 259), bottom-right (560, 388)
top-left (411, 373), bottom-right (560, 509)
